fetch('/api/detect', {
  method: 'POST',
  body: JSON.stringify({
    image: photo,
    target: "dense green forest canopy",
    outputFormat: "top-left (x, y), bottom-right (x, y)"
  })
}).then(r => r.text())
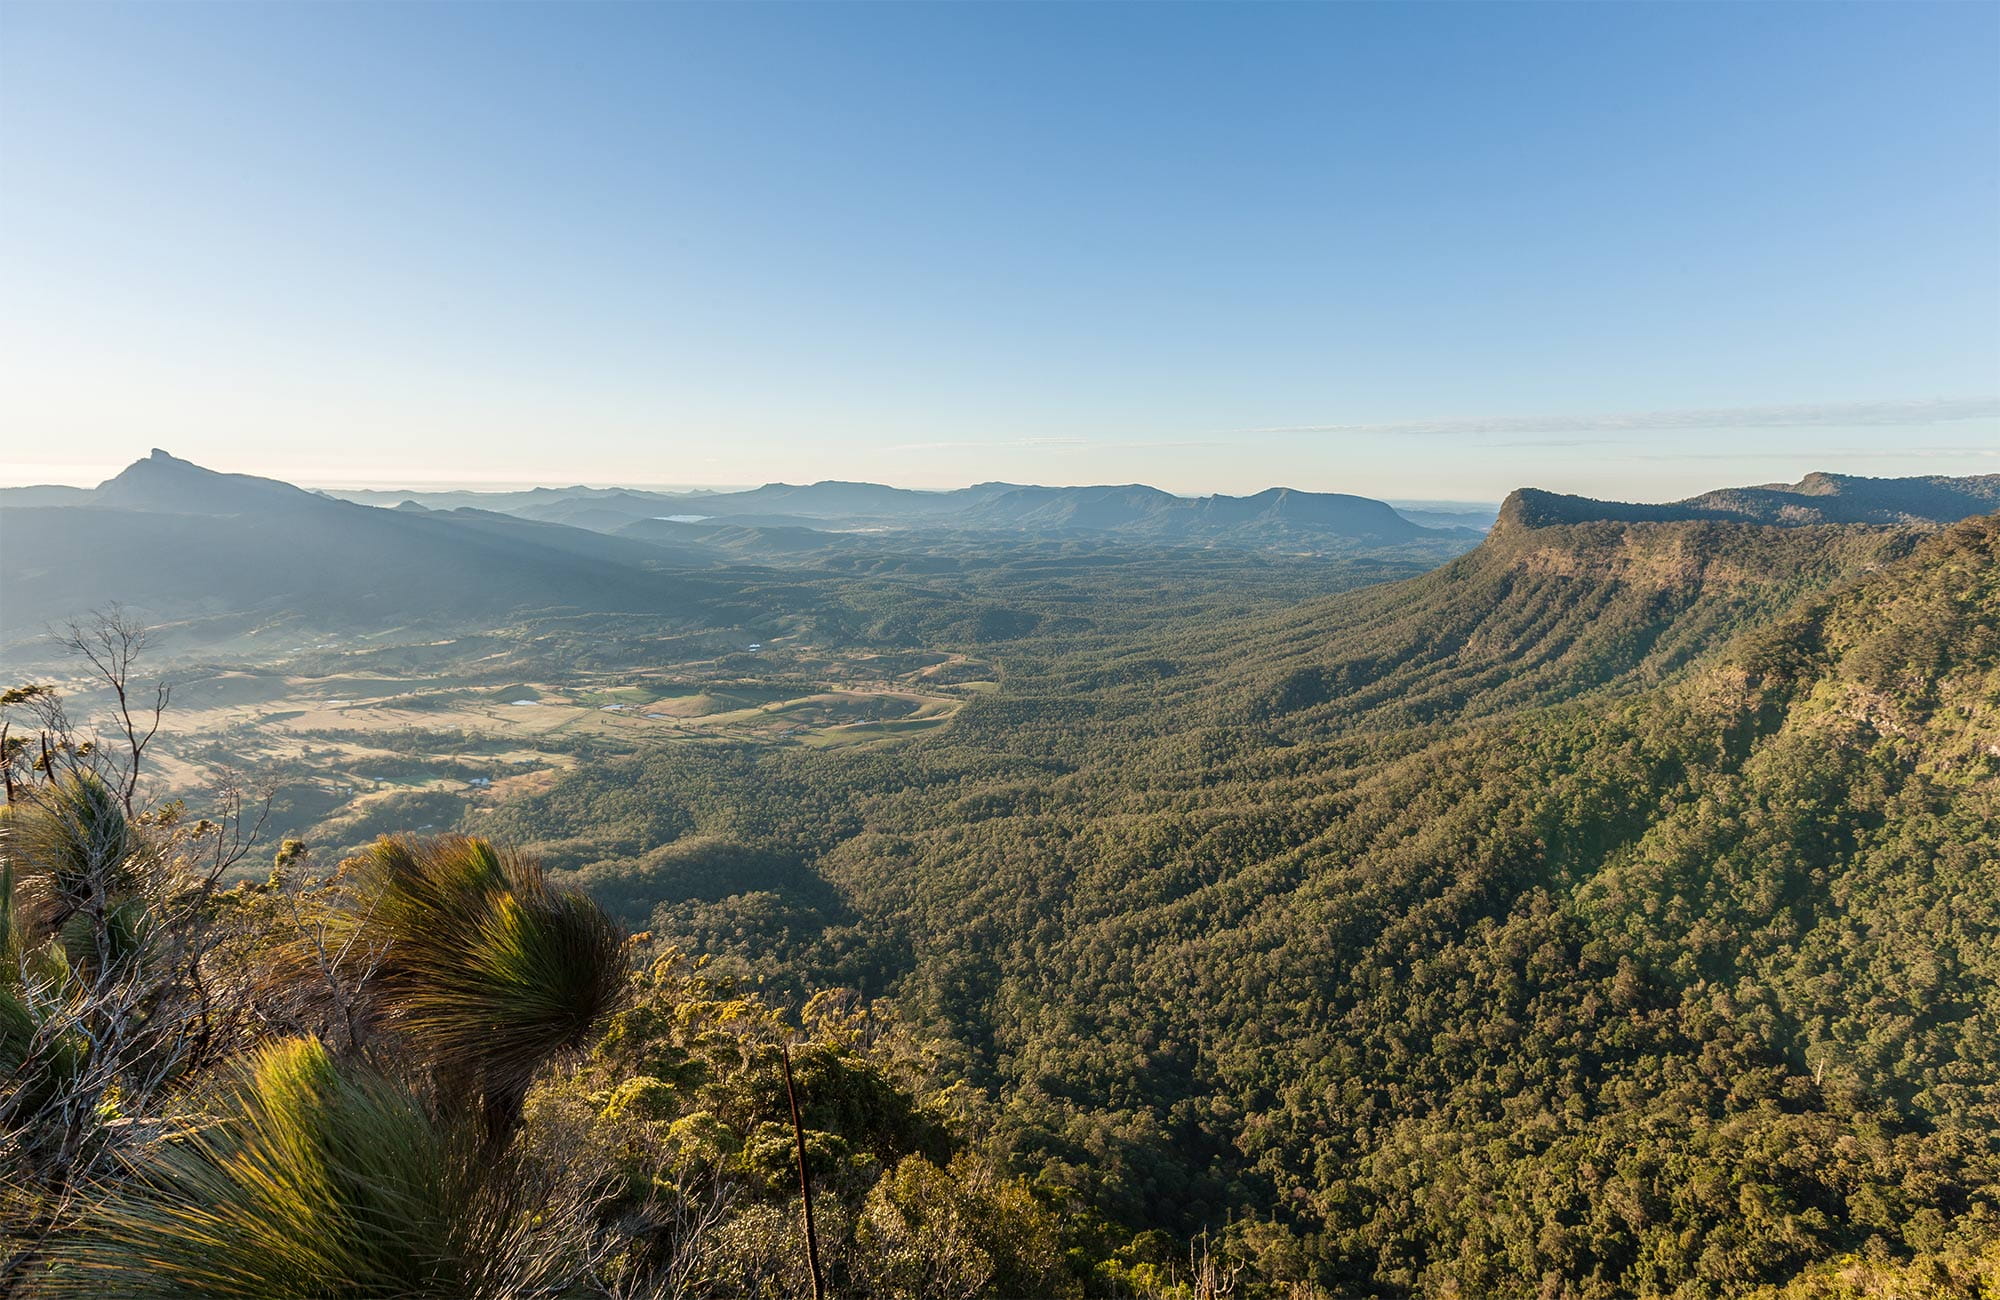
top-left (476, 507), bottom-right (2000, 1297)
top-left (4, 473), bottom-right (1999, 1297)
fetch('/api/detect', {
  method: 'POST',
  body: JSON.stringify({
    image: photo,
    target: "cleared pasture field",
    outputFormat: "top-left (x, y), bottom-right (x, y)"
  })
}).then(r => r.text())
top-left (88, 642), bottom-right (992, 862)
top-left (136, 649), bottom-right (984, 788)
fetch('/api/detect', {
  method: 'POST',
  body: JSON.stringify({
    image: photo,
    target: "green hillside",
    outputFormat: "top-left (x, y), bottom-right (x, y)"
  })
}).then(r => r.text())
top-left (480, 509), bottom-right (2000, 1296)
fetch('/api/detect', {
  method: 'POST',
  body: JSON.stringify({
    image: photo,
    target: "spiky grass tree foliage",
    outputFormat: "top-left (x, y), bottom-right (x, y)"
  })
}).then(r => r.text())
top-left (0, 773), bottom-right (139, 931)
top-left (0, 901), bottom-right (88, 1130)
top-left (49, 1036), bottom-right (604, 1299)
top-left (0, 940), bottom-right (88, 1131)
top-left (354, 836), bottom-right (627, 1142)
top-left (0, 776), bottom-right (145, 1151)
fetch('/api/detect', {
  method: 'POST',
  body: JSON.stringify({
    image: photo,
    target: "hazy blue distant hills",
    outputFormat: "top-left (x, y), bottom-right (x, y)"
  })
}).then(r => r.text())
top-left (955, 482), bottom-right (1447, 542)
top-left (531, 478), bottom-right (1029, 529)
top-left (0, 452), bottom-right (724, 645)
top-left (1196, 486), bottom-right (1432, 538)
top-left (387, 501), bottom-right (723, 569)
top-left (1384, 499), bottom-right (1502, 531)
top-left (323, 483), bottom-right (736, 512)
top-left (1499, 471), bottom-right (2000, 530)
top-left (687, 479), bottom-right (1026, 519)
top-left (961, 483), bottom-right (1180, 530)
top-left (4, 451), bottom-right (1459, 652)
top-left (329, 479), bottom-right (1029, 528)
top-left (0, 484), bottom-right (94, 507)
top-left (315, 473), bottom-right (1477, 546)
top-left (296, 471), bottom-right (2000, 538)
top-left (502, 490), bottom-right (714, 532)
top-left (0, 501), bottom-right (703, 643)
top-left (10, 453), bottom-right (1993, 657)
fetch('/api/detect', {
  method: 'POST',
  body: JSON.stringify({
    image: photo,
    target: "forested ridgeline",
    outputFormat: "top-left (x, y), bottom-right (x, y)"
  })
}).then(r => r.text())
top-left (478, 511), bottom-right (2000, 1296)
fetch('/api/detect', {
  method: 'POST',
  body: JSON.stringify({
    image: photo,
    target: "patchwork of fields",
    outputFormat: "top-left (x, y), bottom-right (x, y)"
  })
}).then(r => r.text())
top-left (88, 638), bottom-right (996, 863)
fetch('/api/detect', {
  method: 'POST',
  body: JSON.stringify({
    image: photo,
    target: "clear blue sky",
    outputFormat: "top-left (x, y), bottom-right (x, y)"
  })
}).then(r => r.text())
top-left (2, 1), bottom-right (1995, 500)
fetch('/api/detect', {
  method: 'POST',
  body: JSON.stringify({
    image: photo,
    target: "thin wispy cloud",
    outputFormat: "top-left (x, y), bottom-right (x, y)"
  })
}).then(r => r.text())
top-left (1631, 445), bottom-right (2000, 463)
top-left (1238, 397), bottom-right (2000, 440)
top-left (881, 437), bottom-right (1091, 453)
top-left (883, 436), bottom-right (1227, 454)
top-left (1091, 438), bottom-right (1229, 451)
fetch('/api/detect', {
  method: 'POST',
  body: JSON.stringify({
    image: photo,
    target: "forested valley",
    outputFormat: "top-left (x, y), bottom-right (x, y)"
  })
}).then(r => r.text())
top-left (3, 476), bottom-right (1998, 1298)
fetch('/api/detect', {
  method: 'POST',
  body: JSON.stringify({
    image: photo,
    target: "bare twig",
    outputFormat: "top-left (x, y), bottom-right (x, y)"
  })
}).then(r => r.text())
top-left (52, 606), bottom-right (171, 812)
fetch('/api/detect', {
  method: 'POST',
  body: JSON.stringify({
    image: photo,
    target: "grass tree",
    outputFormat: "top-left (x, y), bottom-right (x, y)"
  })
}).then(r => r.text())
top-left (350, 835), bottom-right (629, 1143)
top-left (48, 1036), bottom-right (609, 1299)
top-left (5, 622), bottom-right (639, 1296)
top-left (35, 837), bottom-right (633, 1298)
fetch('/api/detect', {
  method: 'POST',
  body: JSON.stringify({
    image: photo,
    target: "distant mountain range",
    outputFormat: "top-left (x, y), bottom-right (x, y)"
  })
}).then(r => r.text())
top-left (319, 475), bottom-right (1486, 545)
top-left (0, 451), bottom-right (733, 647)
top-left (3, 452), bottom-right (1995, 653)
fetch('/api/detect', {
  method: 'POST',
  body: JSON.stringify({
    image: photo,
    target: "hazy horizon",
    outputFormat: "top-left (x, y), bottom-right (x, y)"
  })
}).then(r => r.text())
top-left (7, 436), bottom-right (2000, 508)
